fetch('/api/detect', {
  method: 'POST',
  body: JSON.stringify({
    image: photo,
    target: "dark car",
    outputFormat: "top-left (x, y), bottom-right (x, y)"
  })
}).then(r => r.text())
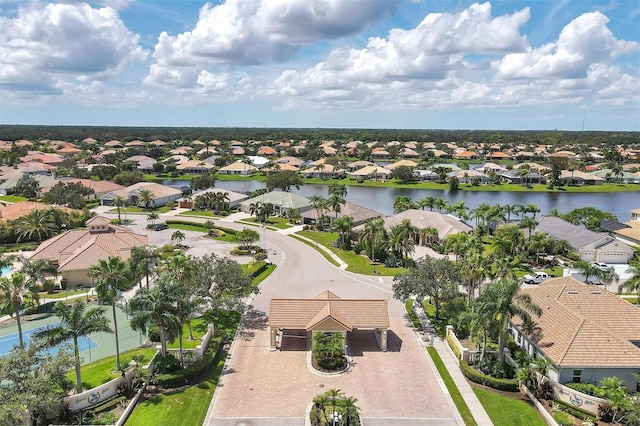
top-left (153, 223), bottom-right (169, 231)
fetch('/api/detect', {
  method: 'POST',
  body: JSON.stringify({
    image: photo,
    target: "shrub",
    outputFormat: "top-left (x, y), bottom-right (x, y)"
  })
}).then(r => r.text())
top-left (563, 382), bottom-right (602, 397)
top-left (553, 400), bottom-right (598, 422)
top-left (475, 352), bottom-right (515, 379)
top-left (446, 334), bottom-right (461, 360)
top-left (459, 360), bottom-right (519, 392)
top-left (552, 411), bottom-right (573, 426)
top-left (151, 354), bottom-right (181, 374)
top-left (154, 345), bottom-right (221, 387)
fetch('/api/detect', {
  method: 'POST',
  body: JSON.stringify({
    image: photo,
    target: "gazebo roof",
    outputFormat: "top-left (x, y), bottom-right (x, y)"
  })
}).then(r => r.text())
top-left (268, 291), bottom-right (389, 330)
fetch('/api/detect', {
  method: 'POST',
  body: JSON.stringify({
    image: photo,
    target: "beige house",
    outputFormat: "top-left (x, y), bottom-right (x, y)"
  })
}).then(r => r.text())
top-left (268, 291), bottom-right (390, 351)
top-left (218, 161), bottom-right (257, 175)
top-left (100, 182), bottom-right (182, 207)
top-left (510, 277), bottom-right (640, 390)
top-left (30, 216), bottom-right (148, 288)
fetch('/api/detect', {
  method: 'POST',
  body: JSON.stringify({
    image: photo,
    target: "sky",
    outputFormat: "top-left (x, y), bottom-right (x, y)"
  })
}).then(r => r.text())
top-left (0, 0), bottom-right (639, 131)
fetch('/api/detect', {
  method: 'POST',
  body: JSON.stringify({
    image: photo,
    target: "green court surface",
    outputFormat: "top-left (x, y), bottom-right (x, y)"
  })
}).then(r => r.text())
top-left (0, 301), bottom-right (145, 365)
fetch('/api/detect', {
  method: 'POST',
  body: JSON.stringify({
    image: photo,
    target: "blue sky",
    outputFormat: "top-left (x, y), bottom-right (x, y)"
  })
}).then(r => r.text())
top-left (0, 0), bottom-right (638, 131)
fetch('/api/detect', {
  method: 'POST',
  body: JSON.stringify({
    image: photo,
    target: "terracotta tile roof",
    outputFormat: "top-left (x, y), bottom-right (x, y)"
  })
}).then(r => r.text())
top-left (0, 202), bottom-right (79, 221)
top-left (268, 291), bottom-right (389, 330)
top-left (513, 277), bottom-right (640, 368)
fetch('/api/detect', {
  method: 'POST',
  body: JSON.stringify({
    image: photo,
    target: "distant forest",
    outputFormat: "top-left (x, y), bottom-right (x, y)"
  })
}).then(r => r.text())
top-left (0, 125), bottom-right (637, 146)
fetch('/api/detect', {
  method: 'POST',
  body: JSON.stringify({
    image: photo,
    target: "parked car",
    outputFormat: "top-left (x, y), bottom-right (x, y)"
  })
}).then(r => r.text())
top-left (153, 223), bottom-right (169, 231)
top-left (590, 261), bottom-right (611, 271)
top-left (523, 271), bottom-right (553, 284)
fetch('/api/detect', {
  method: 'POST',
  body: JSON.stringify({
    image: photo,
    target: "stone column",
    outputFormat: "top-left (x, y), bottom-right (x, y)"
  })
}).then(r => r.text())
top-left (270, 327), bottom-right (277, 351)
top-left (381, 329), bottom-right (387, 352)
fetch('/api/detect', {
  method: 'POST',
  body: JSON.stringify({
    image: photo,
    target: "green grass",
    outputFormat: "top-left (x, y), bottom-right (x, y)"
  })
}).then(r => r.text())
top-left (40, 289), bottom-right (87, 299)
top-left (126, 356), bottom-right (225, 426)
top-left (240, 217), bottom-right (292, 229)
top-left (290, 235), bottom-right (341, 267)
top-left (167, 319), bottom-right (207, 350)
top-left (473, 388), bottom-right (546, 426)
top-left (0, 195), bottom-right (28, 202)
top-left (404, 299), bottom-right (422, 329)
top-left (427, 347), bottom-right (477, 426)
top-left (251, 263), bottom-right (276, 286)
top-left (295, 230), bottom-right (405, 276)
top-left (66, 347), bottom-right (157, 390)
top-left (179, 210), bottom-right (218, 218)
top-left (167, 223), bottom-right (208, 232)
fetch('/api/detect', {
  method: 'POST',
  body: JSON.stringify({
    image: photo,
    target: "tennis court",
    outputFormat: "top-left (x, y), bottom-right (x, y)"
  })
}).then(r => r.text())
top-left (0, 322), bottom-right (98, 357)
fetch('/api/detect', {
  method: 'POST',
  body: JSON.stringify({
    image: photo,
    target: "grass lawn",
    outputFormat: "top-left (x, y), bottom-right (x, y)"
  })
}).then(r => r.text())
top-left (167, 319), bottom-right (207, 350)
top-left (290, 235), bottom-right (340, 267)
top-left (67, 347), bottom-right (157, 390)
top-left (40, 289), bottom-right (87, 299)
top-left (126, 357), bottom-right (225, 426)
top-left (240, 217), bottom-right (292, 229)
top-left (427, 347), bottom-right (477, 426)
top-left (179, 210), bottom-right (218, 218)
top-left (473, 388), bottom-right (546, 426)
top-left (0, 195), bottom-right (28, 202)
top-left (295, 230), bottom-right (405, 276)
top-left (167, 223), bottom-right (208, 232)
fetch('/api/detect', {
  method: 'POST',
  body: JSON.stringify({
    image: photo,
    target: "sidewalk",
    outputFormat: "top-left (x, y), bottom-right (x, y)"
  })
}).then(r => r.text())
top-left (413, 303), bottom-right (493, 426)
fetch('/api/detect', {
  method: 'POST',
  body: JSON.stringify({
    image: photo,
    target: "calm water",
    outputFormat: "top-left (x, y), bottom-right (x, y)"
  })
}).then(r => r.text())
top-left (165, 179), bottom-right (640, 221)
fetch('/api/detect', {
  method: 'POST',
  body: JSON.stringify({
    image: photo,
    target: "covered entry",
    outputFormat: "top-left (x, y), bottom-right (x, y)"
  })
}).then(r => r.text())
top-left (267, 290), bottom-right (390, 351)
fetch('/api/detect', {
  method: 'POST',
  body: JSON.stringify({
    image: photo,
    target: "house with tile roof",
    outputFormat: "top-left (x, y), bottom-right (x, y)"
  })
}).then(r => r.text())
top-left (30, 216), bottom-right (148, 288)
top-left (239, 190), bottom-right (312, 216)
top-left (535, 216), bottom-right (634, 263)
top-left (0, 202), bottom-right (79, 222)
top-left (100, 182), bottom-right (182, 207)
top-left (41, 178), bottom-right (125, 199)
top-left (301, 200), bottom-right (382, 227)
top-left (509, 276), bottom-right (640, 390)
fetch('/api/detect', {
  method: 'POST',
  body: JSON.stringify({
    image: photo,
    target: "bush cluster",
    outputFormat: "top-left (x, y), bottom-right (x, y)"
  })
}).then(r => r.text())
top-left (553, 400), bottom-right (597, 422)
top-left (562, 382), bottom-right (601, 397)
top-left (150, 353), bottom-right (181, 374)
top-left (459, 360), bottom-right (519, 392)
top-left (153, 342), bottom-right (221, 387)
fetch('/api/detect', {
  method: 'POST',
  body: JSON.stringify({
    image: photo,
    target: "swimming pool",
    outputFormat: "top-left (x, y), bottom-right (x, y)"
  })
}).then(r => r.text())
top-left (0, 265), bottom-right (11, 277)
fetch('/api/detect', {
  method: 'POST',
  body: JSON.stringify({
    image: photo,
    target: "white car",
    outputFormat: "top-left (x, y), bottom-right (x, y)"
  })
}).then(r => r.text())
top-left (590, 261), bottom-right (611, 271)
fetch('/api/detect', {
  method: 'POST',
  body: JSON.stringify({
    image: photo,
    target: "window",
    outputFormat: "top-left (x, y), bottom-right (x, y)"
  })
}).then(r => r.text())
top-left (572, 370), bottom-right (582, 383)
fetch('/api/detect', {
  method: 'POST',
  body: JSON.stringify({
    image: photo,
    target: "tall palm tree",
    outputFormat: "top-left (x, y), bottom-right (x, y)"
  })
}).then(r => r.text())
top-left (137, 189), bottom-right (156, 210)
top-left (15, 209), bottom-right (57, 242)
top-left (309, 195), bottom-right (327, 228)
top-left (327, 193), bottom-right (345, 219)
top-left (15, 256), bottom-right (55, 291)
top-left (112, 195), bottom-right (126, 224)
top-left (328, 182), bottom-right (347, 199)
top-left (33, 300), bottom-right (112, 392)
top-left (573, 260), bottom-right (602, 285)
top-left (173, 283), bottom-right (203, 365)
top-left (88, 256), bottom-right (132, 369)
top-left (338, 396), bottom-right (360, 426)
top-left (129, 246), bottom-right (160, 289)
top-left (389, 219), bottom-right (418, 267)
top-left (0, 272), bottom-right (39, 348)
top-left (361, 218), bottom-right (386, 262)
top-left (129, 279), bottom-right (179, 357)
top-left (332, 215), bottom-right (354, 246)
top-left (481, 278), bottom-right (542, 362)
top-left (434, 197), bottom-right (448, 213)
top-left (418, 196), bottom-right (436, 211)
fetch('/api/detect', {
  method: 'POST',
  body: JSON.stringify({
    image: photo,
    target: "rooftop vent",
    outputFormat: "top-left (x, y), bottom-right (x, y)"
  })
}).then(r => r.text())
top-left (567, 290), bottom-right (578, 295)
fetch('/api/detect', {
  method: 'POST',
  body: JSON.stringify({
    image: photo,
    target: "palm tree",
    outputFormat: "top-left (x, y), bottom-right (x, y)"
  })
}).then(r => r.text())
top-left (309, 195), bottom-right (327, 229)
top-left (418, 195), bottom-right (437, 211)
top-left (621, 262), bottom-right (640, 295)
top-left (0, 272), bottom-right (39, 348)
top-left (147, 212), bottom-right (159, 226)
top-left (421, 226), bottom-right (439, 247)
top-left (327, 193), bottom-right (345, 220)
top-left (137, 189), bottom-right (156, 210)
top-left (611, 164), bottom-right (623, 183)
top-left (328, 182), bottom-right (347, 199)
top-left (434, 197), bottom-right (448, 213)
top-left (213, 192), bottom-right (230, 212)
top-left (481, 278), bottom-right (542, 362)
top-left (171, 230), bottom-right (185, 246)
top-left (129, 279), bottom-right (179, 357)
top-left (338, 396), bottom-right (360, 426)
top-left (389, 219), bottom-right (418, 267)
top-left (15, 209), bottom-right (57, 242)
top-left (393, 195), bottom-right (415, 213)
top-left (129, 246), bottom-right (160, 289)
top-left (173, 283), bottom-right (203, 365)
top-left (33, 300), bottom-right (112, 392)
top-left (361, 218), bottom-right (386, 263)
top-left (573, 260), bottom-right (602, 285)
top-left (15, 256), bottom-right (55, 291)
top-left (112, 195), bottom-right (126, 224)
top-left (332, 215), bottom-right (354, 247)
top-left (88, 256), bottom-right (132, 369)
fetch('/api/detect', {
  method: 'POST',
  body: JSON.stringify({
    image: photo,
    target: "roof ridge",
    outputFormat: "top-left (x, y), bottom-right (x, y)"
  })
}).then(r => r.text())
top-left (558, 318), bottom-right (585, 365)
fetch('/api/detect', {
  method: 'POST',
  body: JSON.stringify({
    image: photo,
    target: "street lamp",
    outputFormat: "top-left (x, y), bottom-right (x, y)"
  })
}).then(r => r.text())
top-left (330, 411), bottom-right (342, 426)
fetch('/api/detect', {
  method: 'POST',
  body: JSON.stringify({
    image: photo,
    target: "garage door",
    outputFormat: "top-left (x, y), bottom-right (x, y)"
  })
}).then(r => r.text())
top-left (580, 251), bottom-right (596, 262)
top-left (598, 252), bottom-right (628, 264)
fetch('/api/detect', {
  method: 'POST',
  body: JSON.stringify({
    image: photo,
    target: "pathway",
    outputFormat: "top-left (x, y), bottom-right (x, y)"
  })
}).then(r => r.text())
top-left (412, 303), bottom-right (493, 426)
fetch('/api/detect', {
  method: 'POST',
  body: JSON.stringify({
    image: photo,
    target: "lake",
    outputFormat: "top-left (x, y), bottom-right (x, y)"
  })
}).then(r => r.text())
top-left (164, 179), bottom-right (640, 221)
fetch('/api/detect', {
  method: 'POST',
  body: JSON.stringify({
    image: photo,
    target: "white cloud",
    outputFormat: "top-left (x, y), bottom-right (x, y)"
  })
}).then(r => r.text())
top-left (270, 4), bottom-right (639, 112)
top-left (272, 2), bottom-right (530, 96)
top-left (493, 11), bottom-right (640, 79)
top-left (149, 0), bottom-right (399, 68)
top-left (0, 2), bottom-right (146, 94)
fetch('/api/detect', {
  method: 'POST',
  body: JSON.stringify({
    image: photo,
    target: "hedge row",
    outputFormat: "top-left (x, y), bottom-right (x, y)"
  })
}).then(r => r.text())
top-left (459, 360), bottom-right (519, 392)
top-left (164, 220), bottom-right (237, 235)
top-left (154, 338), bottom-right (222, 387)
top-left (249, 263), bottom-right (270, 278)
top-left (553, 399), bottom-right (598, 421)
top-left (562, 382), bottom-right (601, 397)
top-left (446, 334), bottom-right (461, 360)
